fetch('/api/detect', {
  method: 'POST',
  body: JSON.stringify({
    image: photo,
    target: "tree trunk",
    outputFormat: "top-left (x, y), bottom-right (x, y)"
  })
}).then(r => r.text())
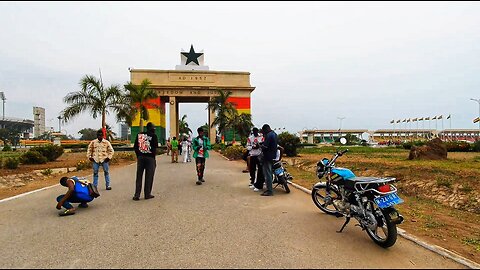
top-left (139, 118), bottom-right (144, 133)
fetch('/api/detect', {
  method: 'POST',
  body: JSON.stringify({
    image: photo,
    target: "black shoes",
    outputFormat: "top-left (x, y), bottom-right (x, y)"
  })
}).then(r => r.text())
top-left (78, 203), bottom-right (89, 208)
top-left (106, 186), bottom-right (112, 191)
top-left (261, 191), bottom-right (274, 196)
top-left (145, 195), bottom-right (155, 200)
top-left (196, 180), bottom-right (202, 185)
top-left (200, 178), bottom-right (205, 182)
top-left (132, 197), bottom-right (140, 201)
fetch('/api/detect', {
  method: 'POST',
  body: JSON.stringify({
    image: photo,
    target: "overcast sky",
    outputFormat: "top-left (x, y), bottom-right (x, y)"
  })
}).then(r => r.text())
top-left (1, 1), bottom-right (480, 138)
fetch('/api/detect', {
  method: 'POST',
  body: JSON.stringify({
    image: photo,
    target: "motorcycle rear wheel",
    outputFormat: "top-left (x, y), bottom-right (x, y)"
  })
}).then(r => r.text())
top-left (365, 203), bottom-right (397, 248)
top-left (311, 185), bottom-right (341, 216)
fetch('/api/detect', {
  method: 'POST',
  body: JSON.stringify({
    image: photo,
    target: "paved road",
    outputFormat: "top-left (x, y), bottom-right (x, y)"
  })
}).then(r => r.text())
top-left (0, 153), bottom-right (464, 269)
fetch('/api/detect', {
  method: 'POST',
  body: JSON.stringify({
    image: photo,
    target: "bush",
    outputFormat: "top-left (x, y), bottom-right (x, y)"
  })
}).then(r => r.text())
top-left (5, 157), bottom-right (19, 169)
top-left (473, 140), bottom-right (480, 152)
top-left (224, 145), bottom-right (246, 160)
top-left (76, 160), bottom-right (90, 171)
top-left (20, 151), bottom-right (48, 164)
top-left (402, 140), bottom-right (426, 150)
top-left (445, 141), bottom-right (471, 152)
top-left (2, 144), bottom-right (12, 152)
top-left (212, 143), bottom-right (226, 151)
top-left (278, 132), bottom-right (301, 157)
top-left (31, 145), bottom-right (64, 161)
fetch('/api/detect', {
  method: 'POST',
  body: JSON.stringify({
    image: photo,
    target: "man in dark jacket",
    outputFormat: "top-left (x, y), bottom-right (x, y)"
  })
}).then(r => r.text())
top-left (260, 124), bottom-right (278, 196)
top-left (133, 122), bottom-right (158, 201)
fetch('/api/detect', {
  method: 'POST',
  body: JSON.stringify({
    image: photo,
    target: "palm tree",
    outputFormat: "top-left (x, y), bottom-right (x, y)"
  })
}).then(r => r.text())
top-left (122, 79), bottom-right (160, 132)
top-left (105, 124), bottom-right (117, 141)
top-left (179, 114), bottom-right (192, 137)
top-left (207, 90), bottom-right (236, 139)
top-left (62, 75), bottom-right (124, 137)
top-left (227, 111), bottom-right (253, 143)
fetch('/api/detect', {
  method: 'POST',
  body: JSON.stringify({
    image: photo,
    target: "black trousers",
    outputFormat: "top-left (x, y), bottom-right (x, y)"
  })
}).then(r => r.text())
top-left (135, 156), bottom-right (156, 198)
top-left (250, 155), bottom-right (264, 185)
top-left (196, 157), bottom-right (206, 181)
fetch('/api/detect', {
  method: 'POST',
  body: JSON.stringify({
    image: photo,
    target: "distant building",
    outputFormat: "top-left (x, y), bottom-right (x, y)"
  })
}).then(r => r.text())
top-left (119, 123), bottom-right (129, 140)
top-left (33, 107), bottom-right (46, 138)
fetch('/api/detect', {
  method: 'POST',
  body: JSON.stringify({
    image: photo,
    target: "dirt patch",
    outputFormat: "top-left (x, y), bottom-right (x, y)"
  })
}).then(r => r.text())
top-left (0, 152), bottom-right (136, 200)
top-left (283, 151), bottom-right (480, 264)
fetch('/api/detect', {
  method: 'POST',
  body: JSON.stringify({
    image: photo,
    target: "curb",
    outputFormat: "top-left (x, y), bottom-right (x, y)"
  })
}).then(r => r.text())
top-left (0, 184), bottom-right (60, 204)
top-left (287, 180), bottom-right (480, 269)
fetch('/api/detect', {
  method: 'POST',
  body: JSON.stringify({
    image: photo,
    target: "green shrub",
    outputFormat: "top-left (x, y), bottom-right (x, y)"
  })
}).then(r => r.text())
top-left (2, 144), bottom-right (12, 152)
top-left (31, 145), bottom-right (64, 161)
top-left (5, 157), bottom-right (19, 169)
top-left (445, 141), bottom-right (471, 152)
top-left (278, 132), bottom-right (301, 157)
top-left (224, 145), bottom-right (246, 160)
top-left (20, 151), bottom-right (48, 164)
top-left (213, 143), bottom-right (226, 151)
top-left (76, 160), bottom-right (90, 171)
top-left (473, 140), bottom-right (480, 152)
top-left (402, 140), bottom-right (426, 150)
top-left (41, 168), bottom-right (53, 176)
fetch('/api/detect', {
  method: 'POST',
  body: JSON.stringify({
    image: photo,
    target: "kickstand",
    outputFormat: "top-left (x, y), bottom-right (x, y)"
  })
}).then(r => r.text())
top-left (337, 217), bottom-right (350, 233)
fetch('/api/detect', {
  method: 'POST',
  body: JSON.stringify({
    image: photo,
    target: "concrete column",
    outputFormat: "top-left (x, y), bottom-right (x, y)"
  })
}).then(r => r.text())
top-left (169, 97), bottom-right (178, 139)
top-left (307, 134), bottom-right (314, 144)
top-left (208, 102), bottom-right (216, 143)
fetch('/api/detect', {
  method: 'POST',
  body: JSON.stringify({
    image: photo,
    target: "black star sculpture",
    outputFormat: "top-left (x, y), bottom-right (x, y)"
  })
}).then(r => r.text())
top-left (181, 45), bottom-right (204, 65)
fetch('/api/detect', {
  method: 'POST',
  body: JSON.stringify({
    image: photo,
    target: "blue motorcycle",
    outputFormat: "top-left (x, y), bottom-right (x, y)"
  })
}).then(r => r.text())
top-left (311, 140), bottom-right (404, 248)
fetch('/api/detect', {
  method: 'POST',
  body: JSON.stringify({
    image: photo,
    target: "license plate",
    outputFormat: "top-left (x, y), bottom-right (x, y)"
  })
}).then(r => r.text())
top-left (374, 193), bottom-right (404, 209)
top-left (274, 168), bottom-right (284, 175)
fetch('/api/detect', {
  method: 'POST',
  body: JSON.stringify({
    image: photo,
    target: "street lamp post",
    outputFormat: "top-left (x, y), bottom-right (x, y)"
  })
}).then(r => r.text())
top-left (0, 92), bottom-right (6, 121)
top-left (57, 116), bottom-right (62, 133)
top-left (471, 98), bottom-right (480, 129)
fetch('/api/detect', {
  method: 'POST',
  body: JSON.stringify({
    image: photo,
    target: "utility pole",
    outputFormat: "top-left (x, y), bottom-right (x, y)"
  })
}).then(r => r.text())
top-left (57, 116), bottom-right (62, 133)
top-left (0, 92), bottom-right (6, 121)
top-left (471, 98), bottom-right (480, 130)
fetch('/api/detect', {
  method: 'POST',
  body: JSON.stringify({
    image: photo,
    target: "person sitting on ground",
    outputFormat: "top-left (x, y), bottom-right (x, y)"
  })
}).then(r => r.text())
top-left (56, 176), bottom-right (95, 216)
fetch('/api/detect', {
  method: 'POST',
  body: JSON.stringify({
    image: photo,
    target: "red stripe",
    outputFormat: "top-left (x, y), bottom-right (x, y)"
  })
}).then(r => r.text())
top-left (135, 98), bottom-right (165, 110)
top-left (227, 97), bottom-right (250, 109)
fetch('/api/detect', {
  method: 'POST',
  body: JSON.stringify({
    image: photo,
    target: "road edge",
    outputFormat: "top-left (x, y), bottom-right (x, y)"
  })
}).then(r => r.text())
top-left (288, 180), bottom-right (480, 269)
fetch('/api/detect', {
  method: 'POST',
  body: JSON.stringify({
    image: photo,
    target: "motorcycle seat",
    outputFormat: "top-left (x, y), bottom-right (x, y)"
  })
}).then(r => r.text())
top-left (348, 177), bottom-right (394, 183)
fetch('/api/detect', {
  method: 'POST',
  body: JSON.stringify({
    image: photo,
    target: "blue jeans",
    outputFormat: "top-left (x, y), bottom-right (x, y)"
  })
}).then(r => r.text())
top-left (56, 195), bottom-right (90, 209)
top-left (93, 162), bottom-right (110, 187)
top-left (262, 160), bottom-right (273, 193)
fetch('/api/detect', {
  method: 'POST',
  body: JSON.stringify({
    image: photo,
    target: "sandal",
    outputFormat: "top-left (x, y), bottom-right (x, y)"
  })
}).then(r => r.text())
top-left (59, 209), bottom-right (76, 216)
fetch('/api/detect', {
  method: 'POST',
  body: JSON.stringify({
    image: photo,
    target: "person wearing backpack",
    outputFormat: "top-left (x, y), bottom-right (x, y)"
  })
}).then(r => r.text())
top-left (56, 176), bottom-right (96, 216)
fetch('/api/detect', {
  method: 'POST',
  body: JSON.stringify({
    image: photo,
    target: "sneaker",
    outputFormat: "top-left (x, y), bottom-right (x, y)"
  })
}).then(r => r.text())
top-left (261, 191), bottom-right (274, 196)
top-left (196, 181), bottom-right (202, 185)
top-left (249, 184), bottom-right (255, 189)
top-left (145, 195), bottom-right (155, 200)
top-left (59, 209), bottom-right (76, 216)
top-left (106, 186), bottom-right (112, 191)
top-left (253, 188), bottom-right (262, 192)
top-left (132, 197), bottom-right (140, 201)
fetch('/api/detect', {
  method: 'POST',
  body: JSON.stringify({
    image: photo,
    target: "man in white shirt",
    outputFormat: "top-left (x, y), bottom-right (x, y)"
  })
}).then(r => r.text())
top-left (247, 128), bottom-right (265, 191)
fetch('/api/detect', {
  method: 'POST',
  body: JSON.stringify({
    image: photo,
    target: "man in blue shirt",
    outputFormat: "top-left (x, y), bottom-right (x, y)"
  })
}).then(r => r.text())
top-left (260, 124), bottom-right (278, 196)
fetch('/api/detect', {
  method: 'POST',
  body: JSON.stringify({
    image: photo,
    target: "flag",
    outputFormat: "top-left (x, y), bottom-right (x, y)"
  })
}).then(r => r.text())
top-left (390, 120), bottom-right (395, 124)
top-left (438, 115), bottom-right (443, 120)
top-left (425, 117), bottom-right (430, 120)
top-left (397, 120), bottom-right (401, 123)
top-left (447, 115), bottom-right (451, 119)
top-left (432, 116), bottom-right (437, 120)
top-left (474, 117), bottom-right (480, 124)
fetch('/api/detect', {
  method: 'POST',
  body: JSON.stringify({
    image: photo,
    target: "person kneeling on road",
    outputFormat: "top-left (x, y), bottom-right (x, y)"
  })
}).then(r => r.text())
top-left (56, 176), bottom-right (95, 216)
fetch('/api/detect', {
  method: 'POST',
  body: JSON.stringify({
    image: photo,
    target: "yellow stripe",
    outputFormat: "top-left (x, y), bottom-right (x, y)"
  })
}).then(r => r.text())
top-left (131, 109), bottom-right (166, 127)
top-left (237, 109), bottom-right (251, 114)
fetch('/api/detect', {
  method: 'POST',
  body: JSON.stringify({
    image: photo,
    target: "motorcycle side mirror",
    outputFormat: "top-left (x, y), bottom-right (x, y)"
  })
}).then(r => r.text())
top-left (340, 137), bottom-right (347, 145)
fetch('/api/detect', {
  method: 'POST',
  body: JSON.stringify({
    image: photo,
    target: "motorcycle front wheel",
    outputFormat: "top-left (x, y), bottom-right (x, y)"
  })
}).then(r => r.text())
top-left (311, 184), bottom-right (341, 216)
top-left (365, 202), bottom-right (397, 248)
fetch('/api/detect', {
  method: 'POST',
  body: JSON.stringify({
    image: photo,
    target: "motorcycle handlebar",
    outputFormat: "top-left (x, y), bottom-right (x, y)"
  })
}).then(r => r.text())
top-left (338, 149), bottom-right (349, 156)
